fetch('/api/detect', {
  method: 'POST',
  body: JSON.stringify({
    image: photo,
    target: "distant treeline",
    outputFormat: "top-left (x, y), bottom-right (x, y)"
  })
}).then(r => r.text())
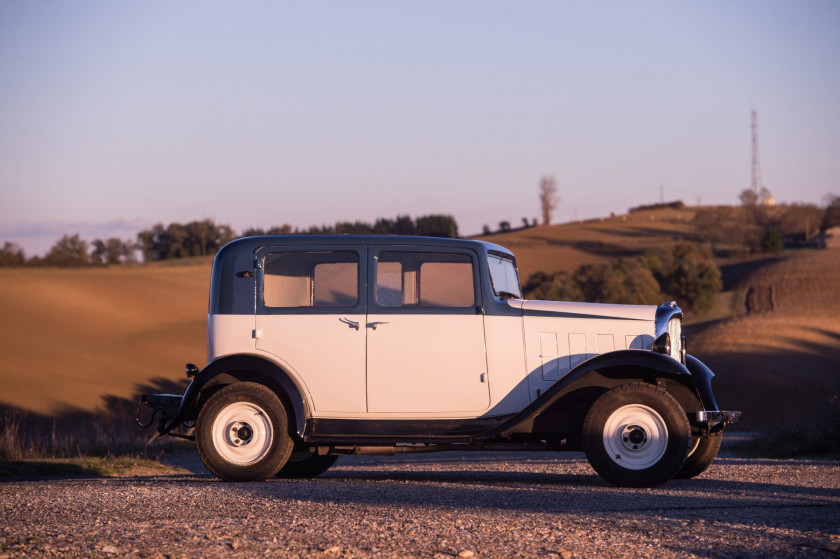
top-left (0, 235), bottom-right (140, 268)
top-left (0, 214), bottom-right (460, 267)
top-left (242, 214), bottom-right (458, 239)
top-left (628, 200), bottom-right (685, 213)
top-left (692, 201), bottom-right (835, 256)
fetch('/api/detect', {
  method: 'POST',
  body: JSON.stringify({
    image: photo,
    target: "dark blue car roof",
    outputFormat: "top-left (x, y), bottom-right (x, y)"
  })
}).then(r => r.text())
top-left (215, 234), bottom-right (515, 260)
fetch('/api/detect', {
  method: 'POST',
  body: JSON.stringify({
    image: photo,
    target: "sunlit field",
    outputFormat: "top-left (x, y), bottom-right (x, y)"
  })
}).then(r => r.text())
top-left (0, 262), bottom-right (210, 415)
top-left (476, 207), bottom-right (699, 279)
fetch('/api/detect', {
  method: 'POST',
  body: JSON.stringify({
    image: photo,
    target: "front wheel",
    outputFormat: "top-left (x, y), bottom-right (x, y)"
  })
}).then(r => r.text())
top-left (582, 383), bottom-right (691, 488)
top-left (196, 382), bottom-right (294, 482)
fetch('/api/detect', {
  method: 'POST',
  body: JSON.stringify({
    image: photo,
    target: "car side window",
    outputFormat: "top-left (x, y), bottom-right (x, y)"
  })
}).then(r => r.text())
top-left (264, 251), bottom-right (358, 308)
top-left (375, 252), bottom-right (474, 308)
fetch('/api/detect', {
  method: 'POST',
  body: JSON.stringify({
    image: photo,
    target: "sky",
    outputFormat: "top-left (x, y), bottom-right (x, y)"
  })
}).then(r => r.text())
top-left (1, 1), bottom-right (839, 255)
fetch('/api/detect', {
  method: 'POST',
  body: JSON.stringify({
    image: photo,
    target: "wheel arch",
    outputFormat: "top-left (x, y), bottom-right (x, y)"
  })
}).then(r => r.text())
top-left (159, 354), bottom-right (310, 438)
top-left (477, 350), bottom-right (704, 444)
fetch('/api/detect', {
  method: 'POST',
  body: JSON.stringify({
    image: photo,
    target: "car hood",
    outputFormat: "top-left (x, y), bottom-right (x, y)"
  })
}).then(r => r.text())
top-left (521, 299), bottom-right (656, 322)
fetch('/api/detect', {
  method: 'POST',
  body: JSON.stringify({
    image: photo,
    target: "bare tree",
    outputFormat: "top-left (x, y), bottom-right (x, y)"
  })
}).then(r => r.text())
top-left (539, 175), bottom-right (559, 225)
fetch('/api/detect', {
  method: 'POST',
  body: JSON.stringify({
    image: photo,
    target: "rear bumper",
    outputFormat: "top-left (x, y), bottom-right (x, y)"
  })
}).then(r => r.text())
top-left (136, 394), bottom-right (183, 431)
top-left (691, 410), bottom-right (742, 434)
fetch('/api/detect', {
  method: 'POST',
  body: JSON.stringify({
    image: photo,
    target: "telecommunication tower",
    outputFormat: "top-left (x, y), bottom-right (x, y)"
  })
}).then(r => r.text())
top-left (751, 109), bottom-right (764, 201)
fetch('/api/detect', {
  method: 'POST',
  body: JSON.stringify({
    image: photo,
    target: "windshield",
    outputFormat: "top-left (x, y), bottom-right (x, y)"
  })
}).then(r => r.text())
top-left (487, 254), bottom-right (522, 299)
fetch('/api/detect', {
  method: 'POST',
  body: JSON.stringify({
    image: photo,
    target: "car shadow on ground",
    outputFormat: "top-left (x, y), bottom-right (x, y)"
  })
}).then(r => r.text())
top-left (121, 453), bottom-right (840, 517)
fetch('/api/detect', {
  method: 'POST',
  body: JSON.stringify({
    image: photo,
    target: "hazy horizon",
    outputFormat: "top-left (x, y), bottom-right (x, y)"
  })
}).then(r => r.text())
top-left (2, 1), bottom-right (839, 256)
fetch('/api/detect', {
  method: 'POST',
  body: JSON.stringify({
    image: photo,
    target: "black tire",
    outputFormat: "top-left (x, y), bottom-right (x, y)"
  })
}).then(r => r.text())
top-left (276, 451), bottom-right (339, 479)
top-left (196, 382), bottom-right (294, 482)
top-left (582, 382), bottom-right (691, 488)
top-left (675, 433), bottom-right (722, 479)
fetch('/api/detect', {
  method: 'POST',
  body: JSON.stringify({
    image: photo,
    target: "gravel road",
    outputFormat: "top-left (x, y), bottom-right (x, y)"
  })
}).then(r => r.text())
top-left (1, 450), bottom-right (839, 558)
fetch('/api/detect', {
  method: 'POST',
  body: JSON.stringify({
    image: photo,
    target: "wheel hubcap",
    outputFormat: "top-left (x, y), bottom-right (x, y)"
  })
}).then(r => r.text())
top-left (603, 404), bottom-right (668, 470)
top-left (212, 402), bottom-right (273, 466)
top-left (622, 425), bottom-right (648, 450)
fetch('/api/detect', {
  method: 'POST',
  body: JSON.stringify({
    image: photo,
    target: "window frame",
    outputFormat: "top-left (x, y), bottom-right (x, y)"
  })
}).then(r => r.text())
top-left (486, 250), bottom-right (522, 299)
top-left (256, 246), bottom-right (367, 315)
top-left (367, 247), bottom-right (482, 315)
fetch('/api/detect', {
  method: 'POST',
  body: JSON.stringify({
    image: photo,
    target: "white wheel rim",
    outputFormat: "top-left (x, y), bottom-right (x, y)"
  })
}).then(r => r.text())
top-left (211, 402), bottom-right (273, 466)
top-left (602, 404), bottom-right (668, 470)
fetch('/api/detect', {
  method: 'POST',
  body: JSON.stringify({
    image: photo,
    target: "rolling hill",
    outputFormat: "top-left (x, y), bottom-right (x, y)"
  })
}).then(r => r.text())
top-left (0, 263), bottom-right (209, 414)
top-left (1, 207), bottom-right (836, 437)
top-left (475, 206), bottom-right (699, 280)
top-left (686, 249), bottom-right (840, 429)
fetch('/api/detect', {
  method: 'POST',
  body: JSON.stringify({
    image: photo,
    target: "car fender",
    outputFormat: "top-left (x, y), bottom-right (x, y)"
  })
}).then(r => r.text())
top-left (684, 354), bottom-right (718, 411)
top-left (477, 350), bottom-right (705, 440)
top-left (158, 354), bottom-right (310, 438)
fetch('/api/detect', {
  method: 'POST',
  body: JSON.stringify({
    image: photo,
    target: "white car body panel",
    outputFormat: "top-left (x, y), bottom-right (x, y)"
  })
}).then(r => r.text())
top-left (521, 300), bottom-right (656, 401)
top-left (482, 302), bottom-right (531, 415)
top-left (207, 314), bottom-right (255, 362)
top-left (208, 300), bottom-right (659, 420)
top-left (366, 313), bottom-right (490, 414)
top-left (255, 313), bottom-right (368, 413)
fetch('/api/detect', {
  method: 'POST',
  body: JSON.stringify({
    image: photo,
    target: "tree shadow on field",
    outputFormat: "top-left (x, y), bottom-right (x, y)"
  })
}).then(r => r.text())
top-left (0, 460), bottom-right (93, 480)
top-left (585, 225), bottom-right (700, 242)
top-left (0, 377), bottom-right (190, 460)
top-left (698, 339), bottom-right (840, 431)
top-left (528, 236), bottom-right (641, 259)
top-left (718, 255), bottom-right (785, 290)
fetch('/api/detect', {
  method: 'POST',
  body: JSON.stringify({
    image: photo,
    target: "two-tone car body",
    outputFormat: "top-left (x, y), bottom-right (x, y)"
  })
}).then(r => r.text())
top-left (138, 235), bottom-right (740, 487)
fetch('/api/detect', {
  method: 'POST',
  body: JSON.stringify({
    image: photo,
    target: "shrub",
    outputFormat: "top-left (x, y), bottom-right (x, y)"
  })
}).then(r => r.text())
top-left (524, 260), bottom-right (662, 306)
top-left (525, 243), bottom-right (723, 315)
top-left (44, 234), bottom-right (90, 267)
top-left (573, 260), bottom-right (663, 305)
top-left (643, 244), bottom-right (721, 314)
top-left (0, 242), bottom-right (25, 267)
top-left (758, 226), bottom-right (783, 253)
top-left (523, 271), bottom-right (583, 302)
top-left (823, 194), bottom-right (840, 230)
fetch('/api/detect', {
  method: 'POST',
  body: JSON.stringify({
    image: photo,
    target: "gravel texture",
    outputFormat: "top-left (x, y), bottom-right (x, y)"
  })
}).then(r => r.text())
top-left (1, 451), bottom-right (839, 558)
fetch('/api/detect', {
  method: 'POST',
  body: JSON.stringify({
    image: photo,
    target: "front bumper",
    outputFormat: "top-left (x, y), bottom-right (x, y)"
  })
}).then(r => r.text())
top-left (691, 410), bottom-right (743, 434)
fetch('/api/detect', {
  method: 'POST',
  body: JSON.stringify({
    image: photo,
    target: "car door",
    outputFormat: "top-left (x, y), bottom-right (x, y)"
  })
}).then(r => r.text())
top-left (254, 246), bottom-right (367, 413)
top-left (365, 247), bottom-right (491, 414)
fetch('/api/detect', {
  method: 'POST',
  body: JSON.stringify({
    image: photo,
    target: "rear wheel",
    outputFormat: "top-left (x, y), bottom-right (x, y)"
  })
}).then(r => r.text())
top-left (276, 448), bottom-right (339, 479)
top-left (675, 433), bottom-right (722, 479)
top-left (196, 383), bottom-right (293, 482)
top-left (582, 383), bottom-right (691, 488)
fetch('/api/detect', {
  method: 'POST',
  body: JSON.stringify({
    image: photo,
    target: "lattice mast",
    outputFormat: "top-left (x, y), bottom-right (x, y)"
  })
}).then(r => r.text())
top-left (751, 109), bottom-right (764, 201)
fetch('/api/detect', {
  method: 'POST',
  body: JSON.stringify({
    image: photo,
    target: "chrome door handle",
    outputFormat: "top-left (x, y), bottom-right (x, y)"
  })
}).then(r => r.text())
top-left (367, 321), bottom-right (389, 330)
top-left (339, 317), bottom-right (359, 330)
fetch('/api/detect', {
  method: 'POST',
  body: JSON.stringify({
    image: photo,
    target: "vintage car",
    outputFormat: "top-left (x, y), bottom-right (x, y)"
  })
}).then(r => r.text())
top-left (137, 235), bottom-right (740, 487)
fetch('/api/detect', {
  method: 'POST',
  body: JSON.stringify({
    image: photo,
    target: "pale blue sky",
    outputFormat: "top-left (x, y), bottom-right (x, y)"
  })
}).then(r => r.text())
top-left (1, 1), bottom-right (839, 255)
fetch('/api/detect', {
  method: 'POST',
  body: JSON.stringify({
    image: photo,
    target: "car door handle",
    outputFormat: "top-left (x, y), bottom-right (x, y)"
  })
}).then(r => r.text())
top-left (367, 322), bottom-right (389, 330)
top-left (339, 317), bottom-right (359, 330)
